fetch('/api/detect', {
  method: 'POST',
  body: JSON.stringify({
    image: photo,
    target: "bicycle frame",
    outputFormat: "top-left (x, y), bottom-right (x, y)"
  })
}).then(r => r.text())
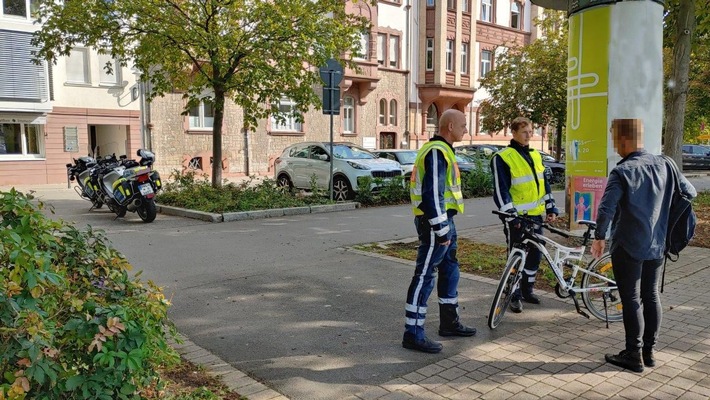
top-left (515, 235), bottom-right (617, 295)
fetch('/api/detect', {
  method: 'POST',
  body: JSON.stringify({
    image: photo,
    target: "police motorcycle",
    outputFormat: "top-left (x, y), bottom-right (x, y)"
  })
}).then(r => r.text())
top-left (95, 149), bottom-right (162, 223)
top-left (66, 155), bottom-right (104, 209)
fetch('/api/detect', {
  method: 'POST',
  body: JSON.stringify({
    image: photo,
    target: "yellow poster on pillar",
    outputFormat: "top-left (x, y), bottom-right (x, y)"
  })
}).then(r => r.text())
top-left (567, 7), bottom-right (610, 177)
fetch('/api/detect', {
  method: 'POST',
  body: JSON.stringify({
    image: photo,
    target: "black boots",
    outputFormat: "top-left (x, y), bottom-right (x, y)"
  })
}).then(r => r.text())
top-left (438, 304), bottom-right (477, 337)
top-left (509, 299), bottom-right (523, 313)
top-left (522, 293), bottom-right (541, 304)
top-left (402, 333), bottom-right (443, 353)
top-left (643, 349), bottom-right (655, 367)
top-left (605, 350), bottom-right (644, 373)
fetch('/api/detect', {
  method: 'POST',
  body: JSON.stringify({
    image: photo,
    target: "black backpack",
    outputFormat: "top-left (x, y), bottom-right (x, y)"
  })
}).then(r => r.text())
top-left (663, 156), bottom-right (697, 260)
top-left (661, 156), bottom-right (697, 291)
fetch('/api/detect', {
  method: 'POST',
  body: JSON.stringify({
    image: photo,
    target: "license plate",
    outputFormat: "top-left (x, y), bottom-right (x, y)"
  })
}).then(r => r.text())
top-left (139, 183), bottom-right (154, 195)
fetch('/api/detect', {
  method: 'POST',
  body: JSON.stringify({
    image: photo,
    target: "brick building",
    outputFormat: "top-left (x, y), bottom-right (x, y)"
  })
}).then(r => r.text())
top-left (0, 0), bottom-right (548, 186)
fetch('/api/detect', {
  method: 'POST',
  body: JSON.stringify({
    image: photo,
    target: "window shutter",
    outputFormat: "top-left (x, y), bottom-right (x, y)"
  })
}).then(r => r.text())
top-left (0, 30), bottom-right (49, 102)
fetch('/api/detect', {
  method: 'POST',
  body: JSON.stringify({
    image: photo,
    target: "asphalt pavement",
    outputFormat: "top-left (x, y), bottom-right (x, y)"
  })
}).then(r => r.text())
top-left (3, 174), bottom-right (710, 399)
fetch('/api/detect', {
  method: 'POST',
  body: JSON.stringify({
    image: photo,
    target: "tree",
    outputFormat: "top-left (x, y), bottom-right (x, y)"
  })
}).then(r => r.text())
top-left (478, 11), bottom-right (568, 159)
top-left (662, 0), bottom-right (710, 166)
top-left (32, 0), bottom-right (371, 187)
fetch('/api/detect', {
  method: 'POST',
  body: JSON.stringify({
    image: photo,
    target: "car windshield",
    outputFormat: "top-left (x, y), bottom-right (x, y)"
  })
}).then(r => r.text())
top-left (395, 151), bottom-right (418, 164)
top-left (456, 154), bottom-right (476, 163)
top-left (327, 144), bottom-right (376, 160)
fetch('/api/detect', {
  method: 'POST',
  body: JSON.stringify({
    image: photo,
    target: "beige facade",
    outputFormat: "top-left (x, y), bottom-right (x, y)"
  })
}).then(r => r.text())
top-left (0, 4), bottom-right (142, 186)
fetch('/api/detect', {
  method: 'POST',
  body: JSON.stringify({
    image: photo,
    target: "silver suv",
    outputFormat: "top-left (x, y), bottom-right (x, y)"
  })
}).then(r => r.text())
top-left (274, 142), bottom-right (403, 201)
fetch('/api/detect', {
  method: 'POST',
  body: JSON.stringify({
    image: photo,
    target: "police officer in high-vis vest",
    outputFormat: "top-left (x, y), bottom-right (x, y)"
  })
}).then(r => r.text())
top-left (491, 117), bottom-right (559, 313)
top-left (403, 109), bottom-right (476, 354)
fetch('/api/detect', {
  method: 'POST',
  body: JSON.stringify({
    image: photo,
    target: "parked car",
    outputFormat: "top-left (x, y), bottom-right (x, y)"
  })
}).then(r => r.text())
top-left (455, 144), bottom-right (504, 159)
top-left (372, 149), bottom-right (418, 181)
top-left (373, 149), bottom-right (492, 181)
top-left (274, 142), bottom-right (403, 201)
top-left (682, 144), bottom-right (710, 170)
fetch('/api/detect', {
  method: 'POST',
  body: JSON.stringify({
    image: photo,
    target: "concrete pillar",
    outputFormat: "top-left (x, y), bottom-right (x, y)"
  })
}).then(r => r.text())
top-left (534, 0), bottom-right (664, 228)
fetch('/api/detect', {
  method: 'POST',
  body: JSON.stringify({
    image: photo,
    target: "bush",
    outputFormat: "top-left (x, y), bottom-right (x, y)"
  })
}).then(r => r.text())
top-left (461, 161), bottom-right (494, 199)
top-left (355, 176), bottom-right (409, 206)
top-left (0, 189), bottom-right (178, 400)
top-left (156, 171), bottom-right (333, 213)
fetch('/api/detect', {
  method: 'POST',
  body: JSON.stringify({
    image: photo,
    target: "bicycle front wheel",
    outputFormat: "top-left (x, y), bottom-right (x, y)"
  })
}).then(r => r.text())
top-left (488, 253), bottom-right (524, 329)
top-left (581, 253), bottom-right (623, 322)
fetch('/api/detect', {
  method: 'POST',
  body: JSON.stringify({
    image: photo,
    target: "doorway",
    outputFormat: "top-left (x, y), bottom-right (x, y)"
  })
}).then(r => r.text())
top-left (379, 132), bottom-right (396, 149)
top-left (89, 125), bottom-right (128, 157)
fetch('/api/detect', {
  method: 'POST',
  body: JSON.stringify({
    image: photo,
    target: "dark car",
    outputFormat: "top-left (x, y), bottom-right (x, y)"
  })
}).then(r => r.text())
top-left (682, 144), bottom-right (710, 170)
top-left (455, 144), bottom-right (504, 159)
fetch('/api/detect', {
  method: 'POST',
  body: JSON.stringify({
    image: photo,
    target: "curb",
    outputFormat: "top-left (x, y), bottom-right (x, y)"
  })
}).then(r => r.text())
top-left (169, 333), bottom-right (288, 400)
top-left (157, 202), bottom-right (359, 222)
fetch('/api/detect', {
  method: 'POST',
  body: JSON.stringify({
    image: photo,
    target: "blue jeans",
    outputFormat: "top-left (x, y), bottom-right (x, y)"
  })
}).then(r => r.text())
top-left (404, 216), bottom-right (459, 340)
top-left (611, 246), bottom-right (663, 352)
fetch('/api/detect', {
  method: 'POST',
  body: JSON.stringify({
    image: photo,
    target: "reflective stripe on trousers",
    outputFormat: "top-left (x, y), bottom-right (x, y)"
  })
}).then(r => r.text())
top-left (404, 217), bottom-right (460, 340)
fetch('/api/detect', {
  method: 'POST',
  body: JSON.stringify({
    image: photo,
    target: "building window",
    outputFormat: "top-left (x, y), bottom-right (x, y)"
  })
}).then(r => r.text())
top-left (426, 104), bottom-right (439, 135)
top-left (511, 2), bottom-right (521, 29)
top-left (461, 43), bottom-right (469, 75)
top-left (377, 33), bottom-right (386, 65)
top-left (427, 0), bottom-right (434, 6)
top-left (343, 96), bottom-right (355, 133)
top-left (66, 48), bottom-right (90, 84)
top-left (271, 97), bottom-right (302, 132)
top-left (389, 99), bottom-right (397, 126)
top-left (389, 35), bottom-right (400, 68)
top-left (446, 40), bottom-right (454, 72)
top-left (426, 38), bottom-right (434, 71)
top-left (356, 32), bottom-right (369, 60)
top-left (379, 99), bottom-right (387, 125)
top-left (480, 50), bottom-right (492, 78)
top-left (98, 54), bottom-right (121, 86)
top-left (480, 0), bottom-right (493, 22)
top-left (447, 0), bottom-right (456, 9)
top-left (0, 123), bottom-right (43, 157)
top-left (3, 0), bottom-right (40, 18)
top-left (189, 99), bottom-right (214, 130)
top-left (462, 0), bottom-right (470, 12)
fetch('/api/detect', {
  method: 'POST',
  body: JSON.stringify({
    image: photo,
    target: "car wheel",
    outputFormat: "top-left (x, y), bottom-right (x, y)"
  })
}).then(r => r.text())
top-left (277, 174), bottom-right (294, 192)
top-left (332, 176), bottom-right (353, 202)
top-left (552, 171), bottom-right (565, 184)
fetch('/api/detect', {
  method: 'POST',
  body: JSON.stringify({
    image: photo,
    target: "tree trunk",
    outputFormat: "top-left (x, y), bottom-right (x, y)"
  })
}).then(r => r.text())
top-left (555, 123), bottom-right (563, 161)
top-left (212, 89), bottom-right (226, 187)
top-left (663, 0), bottom-right (695, 169)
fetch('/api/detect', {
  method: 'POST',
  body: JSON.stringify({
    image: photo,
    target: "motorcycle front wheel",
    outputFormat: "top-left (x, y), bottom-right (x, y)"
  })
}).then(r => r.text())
top-left (138, 198), bottom-right (157, 223)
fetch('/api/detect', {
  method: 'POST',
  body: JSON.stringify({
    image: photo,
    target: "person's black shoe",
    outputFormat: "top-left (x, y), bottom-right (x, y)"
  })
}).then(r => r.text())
top-left (439, 322), bottom-right (477, 337)
top-left (522, 293), bottom-right (541, 304)
top-left (642, 350), bottom-right (655, 367)
top-left (402, 334), bottom-right (443, 354)
top-left (605, 350), bottom-right (644, 373)
top-left (510, 299), bottom-right (523, 313)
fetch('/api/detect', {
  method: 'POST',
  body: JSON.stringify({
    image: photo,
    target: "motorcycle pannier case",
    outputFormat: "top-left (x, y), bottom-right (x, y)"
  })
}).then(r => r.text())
top-left (112, 178), bottom-right (133, 205)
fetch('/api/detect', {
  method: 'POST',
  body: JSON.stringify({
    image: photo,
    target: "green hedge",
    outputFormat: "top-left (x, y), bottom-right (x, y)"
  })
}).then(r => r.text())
top-left (0, 190), bottom-right (178, 399)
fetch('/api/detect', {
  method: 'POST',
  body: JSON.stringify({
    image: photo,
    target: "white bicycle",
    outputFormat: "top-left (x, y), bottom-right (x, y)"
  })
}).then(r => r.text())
top-left (488, 210), bottom-right (623, 329)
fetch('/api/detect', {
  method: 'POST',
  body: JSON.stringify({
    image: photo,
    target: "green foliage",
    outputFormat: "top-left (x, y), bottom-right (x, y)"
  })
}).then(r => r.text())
top-left (461, 162), bottom-right (495, 199)
top-left (156, 171), bottom-right (333, 213)
top-left (32, 0), bottom-right (373, 186)
top-left (0, 189), bottom-right (178, 400)
top-left (355, 168), bottom-right (494, 207)
top-left (478, 11), bottom-right (568, 135)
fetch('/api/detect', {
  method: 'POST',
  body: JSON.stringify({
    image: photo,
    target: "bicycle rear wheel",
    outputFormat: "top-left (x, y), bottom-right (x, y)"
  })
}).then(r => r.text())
top-left (488, 253), bottom-right (524, 329)
top-left (581, 253), bottom-right (623, 322)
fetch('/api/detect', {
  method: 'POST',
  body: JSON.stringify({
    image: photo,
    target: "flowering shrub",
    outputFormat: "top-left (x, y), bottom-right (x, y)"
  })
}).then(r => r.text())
top-left (0, 189), bottom-right (178, 399)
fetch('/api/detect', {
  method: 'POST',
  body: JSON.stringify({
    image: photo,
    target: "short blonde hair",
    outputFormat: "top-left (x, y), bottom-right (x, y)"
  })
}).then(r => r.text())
top-left (510, 117), bottom-right (532, 133)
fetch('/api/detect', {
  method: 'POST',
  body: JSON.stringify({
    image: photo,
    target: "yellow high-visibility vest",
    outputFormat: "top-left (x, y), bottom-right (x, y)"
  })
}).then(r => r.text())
top-left (497, 147), bottom-right (546, 216)
top-left (410, 141), bottom-right (464, 216)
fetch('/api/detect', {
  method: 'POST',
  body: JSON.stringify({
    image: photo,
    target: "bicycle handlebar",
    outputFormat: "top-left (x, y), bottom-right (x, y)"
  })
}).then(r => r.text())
top-left (491, 210), bottom-right (574, 238)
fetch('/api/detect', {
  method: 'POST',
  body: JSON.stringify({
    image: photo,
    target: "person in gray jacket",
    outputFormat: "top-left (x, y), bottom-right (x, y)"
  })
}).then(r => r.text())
top-left (591, 118), bottom-right (697, 373)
